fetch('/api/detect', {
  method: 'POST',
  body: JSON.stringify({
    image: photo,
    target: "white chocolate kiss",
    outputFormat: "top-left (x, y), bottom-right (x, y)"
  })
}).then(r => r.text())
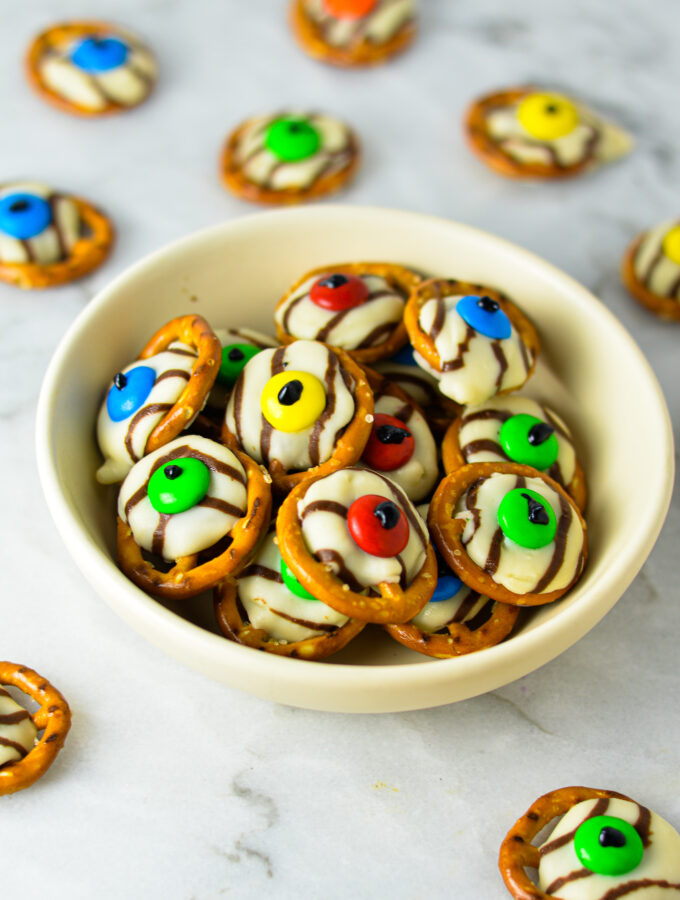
top-left (416, 294), bottom-right (532, 405)
top-left (538, 798), bottom-right (680, 899)
top-left (0, 687), bottom-right (38, 768)
top-left (298, 467), bottom-right (428, 591)
top-left (233, 111), bottom-right (354, 191)
top-left (39, 29), bottom-right (156, 111)
top-left (633, 220), bottom-right (680, 300)
top-left (238, 532), bottom-right (349, 643)
top-left (224, 340), bottom-right (356, 473)
top-left (485, 99), bottom-right (632, 169)
top-left (455, 472), bottom-right (584, 595)
top-left (458, 395), bottom-right (577, 488)
top-left (304, 0), bottom-right (415, 48)
top-left (0, 181), bottom-right (81, 265)
top-left (96, 341), bottom-right (199, 485)
top-left (118, 435), bottom-right (247, 561)
top-left (275, 273), bottom-right (405, 350)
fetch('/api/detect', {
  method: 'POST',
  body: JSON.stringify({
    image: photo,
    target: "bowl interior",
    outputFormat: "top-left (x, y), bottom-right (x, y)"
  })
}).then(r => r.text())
top-left (36, 206), bottom-right (673, 712)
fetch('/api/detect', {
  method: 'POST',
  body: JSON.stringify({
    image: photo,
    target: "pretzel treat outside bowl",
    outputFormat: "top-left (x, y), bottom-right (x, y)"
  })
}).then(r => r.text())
top-left (622, 222), bottom-right (680, 321)
top-left (223, 340), bottom-right (374, 495)
top-left (464, 86), bottom-right (632, 180)
top-left (277, 466), bottom-right (436, 624)
top-left (499, 786), bottom-right (680, 900)
top-left (220, 110), bottom-right (361, 205)
top-left (214, 529), bottom-right (365, 660)
top-left (442, 395), bottom-right (587, 512)
top-left (429, 462), bottom-right (587, 606)
top-left (0, 181), bottom-right (114, 289)
top-left (290, 0), bottom-right (417, 68)
top-left (117, 436), bottom-right (271, 599)
top-left (25, 20), bottom-right (157, 117)
top-left (0, 663), bottom-right (71, 796)
top-left (275, 261), bottom-right (421, 364)
top-left (403, 279), bottom-right (539, 406)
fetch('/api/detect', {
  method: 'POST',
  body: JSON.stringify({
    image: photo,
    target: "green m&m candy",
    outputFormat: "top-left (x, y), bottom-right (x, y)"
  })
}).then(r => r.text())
top-left (280, 558), bottom-right (318, 601)
top-left (574, 815), bottom-right (644, 876)
top-left (265, 117), bottom-right (321, 162)
top-left (499, 414), bottom-right (559, 471)
top-left (217, 343), bottom-right (261, 388)
top-left (497, 487), bottom-right (557, 549)
top-left (147, 458), bottom-right (210, 514)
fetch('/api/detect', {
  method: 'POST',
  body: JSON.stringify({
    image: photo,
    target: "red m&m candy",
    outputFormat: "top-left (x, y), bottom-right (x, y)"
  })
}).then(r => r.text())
top-left (310, 273), bottom-right (369, 312)
top-left (347, 495), bottom-right (409, 557)
top-left (323, 0), bottom-right (378, 19)
top-left (361, 413), bottom-right (415, 471)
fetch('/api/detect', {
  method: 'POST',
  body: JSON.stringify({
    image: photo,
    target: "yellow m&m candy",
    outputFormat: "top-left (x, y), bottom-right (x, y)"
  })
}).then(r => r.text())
top-left (517, 93), bottom-right (579, 141)
top-left (260, 370), bottom-right (326, 433)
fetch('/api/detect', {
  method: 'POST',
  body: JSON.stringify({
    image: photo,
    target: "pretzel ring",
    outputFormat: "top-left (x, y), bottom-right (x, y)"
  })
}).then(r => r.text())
top-left (117, 445), bottom-right (272, 599)
top-left (428, 463), bottom-right (587, 606)
top-left (622, 231), bottom-right (680, 321)
top-left (277, 467), bottom-right (437, 624)
top-left (25, 21), bottom-right (157, 118)
top-left (498, 786), bottom-right (637, 900)
top-left (0, 663), bottom-right (71, 796)
top-left (275, 262), bottom-right (422, 364)
top-left (0, 193), bottom-right (114, 290)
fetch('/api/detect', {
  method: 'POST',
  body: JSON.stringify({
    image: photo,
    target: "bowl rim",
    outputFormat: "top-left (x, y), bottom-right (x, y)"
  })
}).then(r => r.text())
top-left (35, 204), bottom-right (675, 710)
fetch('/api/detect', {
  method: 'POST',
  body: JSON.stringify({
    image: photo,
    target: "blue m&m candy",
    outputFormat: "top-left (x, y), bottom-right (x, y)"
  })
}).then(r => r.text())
top-left (71, 36), bottom-right (129, 73)
top-left (0, 193), bottom-right (52, 240)
top-left (106, 366), bottom-right (156, 422)
top-left (430, 573), bottom-right (464, 603)
top-left (456, 295), bottom-right (512, 340)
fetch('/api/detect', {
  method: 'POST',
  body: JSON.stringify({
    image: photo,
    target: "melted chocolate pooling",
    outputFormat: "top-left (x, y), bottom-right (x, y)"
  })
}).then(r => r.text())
top-left (113, 371), bottom-right (127, 390)
top-left (374, 500), bottom-right (400, 530)
top-left (278, 379), bottom-right (303, 406)
top-left (527, 422), bottom-right (554, 446)
top-left (522, 492), bottom-right (550, 525)
top-left (377, 424), bottom-right (411, 444)
top-left (477, 296), bottom-right (499, 313)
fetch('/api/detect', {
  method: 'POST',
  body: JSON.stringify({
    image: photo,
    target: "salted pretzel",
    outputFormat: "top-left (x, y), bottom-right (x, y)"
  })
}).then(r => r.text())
top-left (0, 662), bottom-right (71, 796)
top-left (25, 20), bottom-right (157, 117)
top-left (403, 279), bottom-right (539, 406)
top-left (0, 182), bottom-right (113, 289)
top-left (222, 340), bottom-right (375, 495)
top-left (275, 261), bottom-right (421, 364)
top-left (464, 86), bottom-right (632, 180)
top-left (117, 436), bottom-right (271, 599)
top-left (290, 0), bottom-right (417, 68)
top-left (220, 111), bottom-right (361, 206)
top-left (622, 222), bottom-right (680, 321)
top-left (441, 396), bottom-right (587, 512)
top-left (429, 462), bottom-right (587, 606)
top-left (214, 529), bottom-right (365, 660)
top-left (277, 466), bottom-right (437, 624)
top-left (498, 786), bottom-right (680, 899)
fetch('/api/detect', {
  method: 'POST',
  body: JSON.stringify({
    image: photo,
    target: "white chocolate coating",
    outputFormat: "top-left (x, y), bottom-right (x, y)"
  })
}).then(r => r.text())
top-left (118, 435), bottom-right (247, 561)
top-left (416, 294), bottom-right (533, 405)
top-left (38, 29), bottom-right (156, 111)
top-left (0, 182), bottom-right (81, 265)
top-left (298, 467), bottom-right (428, 590)
top-left (633, 220), bottom-right (680, 300)
top-left (410, 581), bottom-right (492, 633)
top-left (538, 798), bottom-right (680, 899)
top-left (275, 273), bottom-right (406, 350)
top-left (232, 111), bottom-right (355, 191)
top-left (96, 341), bottom-right (199, 484)
top-left (455, 471), bottom-right (584, 595)
top-left (0, 687), bottom-right (37, 768)
top-left (485, 98), bottom-right (632, 169)
top-left (457, 395), bottom-right (576, 488)
top-left (224, 340), bottom-right (356, 472)
top-left (238, 532), bottom-right (349, 643)
top-left (304, 0), bottom-right (415, 47)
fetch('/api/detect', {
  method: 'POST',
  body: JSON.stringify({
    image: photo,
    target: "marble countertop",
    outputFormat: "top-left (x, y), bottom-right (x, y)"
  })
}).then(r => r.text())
top-left (2, 0), bottom-right (679, 897)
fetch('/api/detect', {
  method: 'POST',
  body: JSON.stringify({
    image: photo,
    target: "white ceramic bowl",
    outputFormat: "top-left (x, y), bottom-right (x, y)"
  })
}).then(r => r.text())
top-left (36, 206), bottom-right (673, 713)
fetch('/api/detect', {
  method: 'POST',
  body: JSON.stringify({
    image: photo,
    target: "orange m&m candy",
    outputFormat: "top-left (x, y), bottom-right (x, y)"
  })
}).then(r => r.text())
top-left (323, 0), bottom-right (378, 19)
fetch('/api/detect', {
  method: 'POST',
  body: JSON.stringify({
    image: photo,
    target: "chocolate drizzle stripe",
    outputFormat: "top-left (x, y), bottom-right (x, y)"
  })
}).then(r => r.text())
top-left (441, 325), bottom-right (476, 372)
top-left (316, 307), bottom-right (353, 343)
top-left (634, 804), bottom-right (652, 847)
top-left (600, 878), bottom-right (680, 899)
top-left (282, 292), bottom-right (308, 333)
top-left (532, 493), bottom-right (571, 594)
top-left (518, 330), bottom-right (531, 372)
top-left (0, 711), bottom-right (31, 725)
top-left (166, 346), bottom-right (197, 358)
top-left (462, 438), bottom-right (504, 457)
top-left (270, 608), bottom-right (337, 633)
top-left (545, 867), bottom-right (593, 895)
top-left (300, 500), bottom-right (348, 521)
top-left (48, 194), bottom-right (68, 259)
top-left (491, 339), bottom-right (509, 388)
top-left (0, 687), bottom-right (12, 698)
top-left (125, 403), bottom-right (172, 462)
top-left (396, 556), bottom-right (407, 590)
top-left (484, 527), bottom-right (503, 575)
top-left (240, 563), bottom-right (283, 583)
top-left (315, 549), bottom-right (364, 593)
top-left (462, 409), bottom-right (513, 425)
top-left (0, 736), bottom-right (29, 758)
top-left (461, 508), bottom-right (481, 547)
top-left (450, 589), bottom-right (480, 624)
top-left (198, 497), bottom-right (245, 518)
top-left (20, 238), bottom-right (36, 263)
top-left (232, 368), bottom-right (246, 447)
top-left (370, 470), bottom-right (428, 548)
top-left (465, 477), bottom-right (485, 510)
top-left (383, 371), bottom-right (440, 402)
top-left (308, 350), bottom-right (339, 468)
top-left (151, 513), bottom-right (171, 557)
top-left (154, 369), bottom-right (191, 385)
top-left (539, 797), bottom-right (610, 856)
top-left (462, 598), bottom-right (495, 631)
top-left (260, 347), bottom-right (287, 464)
top-left (356, 322), bottom-right (395, 349)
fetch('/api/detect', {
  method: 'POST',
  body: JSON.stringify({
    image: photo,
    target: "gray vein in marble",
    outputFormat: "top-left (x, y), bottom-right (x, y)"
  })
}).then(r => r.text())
top-left (487, 693), bottom-right (558, 738)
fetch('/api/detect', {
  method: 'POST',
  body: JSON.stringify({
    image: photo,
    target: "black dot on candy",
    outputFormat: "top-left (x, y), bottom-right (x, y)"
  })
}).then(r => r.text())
top-left (9, 200), bottom-right (29, 214)
top-left (377, 424), bottom-right (411, 445)
top-left (228, 348), bottom-right (245, 362)
top-left (477, 296), bottom-right (500, 313)
top-left (599, 827), bottom-right (627, 849)
top-left (522, 493), bottom-right (550, 526)
top-left (288, 123), bottom-right (302, 133)
top-left (545, 104), bottom-right (559, 114)
top-left (527, 422), bottom-right (554, 446)
top-left (113, 372), bottom-right (127, 391)
top-left (374, 500), bottom-right (401, 530)
top-left (165, 465), bottom-right (183, 480)
top-left (319, 274), bottom-right (349, 290)
top-left (278, 379), bottom-right (303, 406)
